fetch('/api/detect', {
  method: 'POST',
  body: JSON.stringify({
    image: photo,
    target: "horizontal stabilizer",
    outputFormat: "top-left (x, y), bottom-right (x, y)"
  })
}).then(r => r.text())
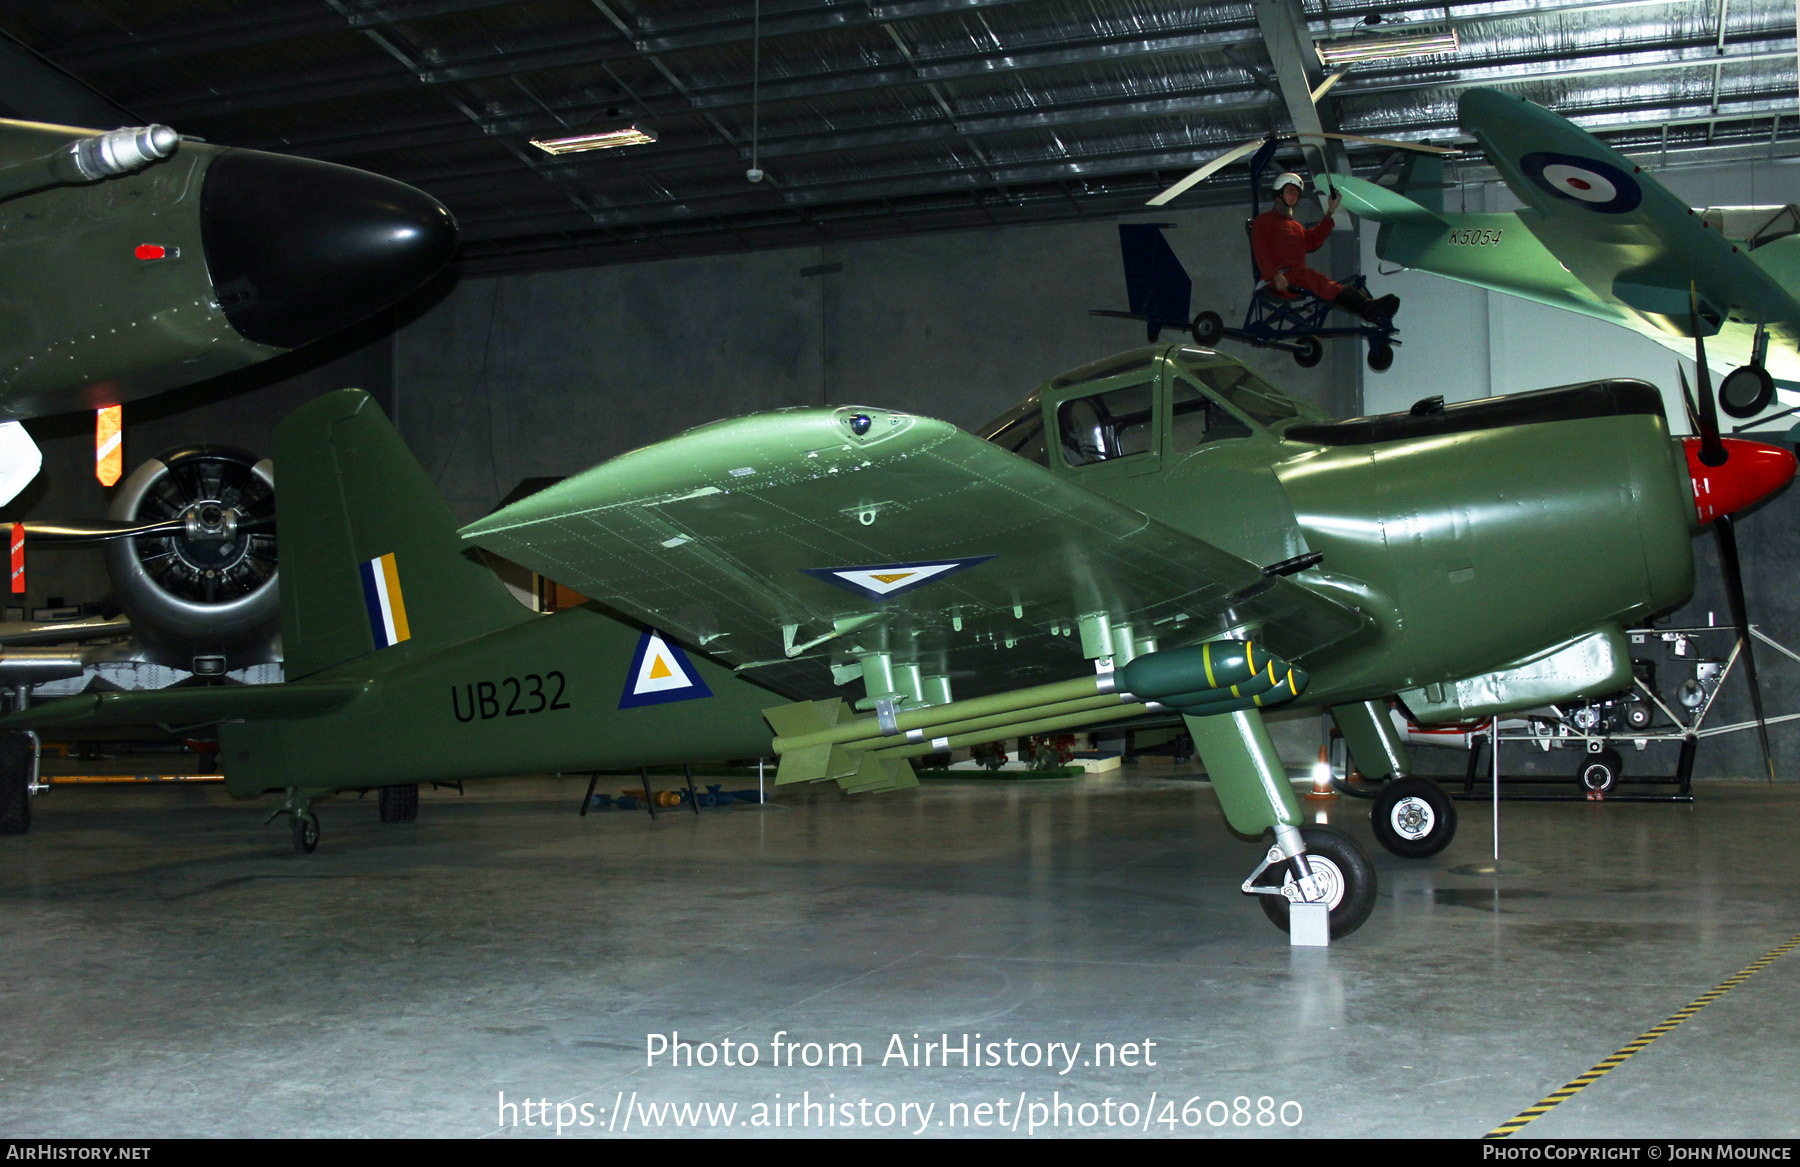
top-left (1324, 175), bottom-right (1444, 225)
top-left (0, 680), bottom-right (362, 731)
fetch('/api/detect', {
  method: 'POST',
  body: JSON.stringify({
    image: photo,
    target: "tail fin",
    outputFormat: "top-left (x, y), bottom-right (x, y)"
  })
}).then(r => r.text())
top-left (1118, 224), bottom-right (1193, 325)
top-left (1396, 153), bottom-right (1445, 215)
top-left (274, 389), bottom-right (530, 680)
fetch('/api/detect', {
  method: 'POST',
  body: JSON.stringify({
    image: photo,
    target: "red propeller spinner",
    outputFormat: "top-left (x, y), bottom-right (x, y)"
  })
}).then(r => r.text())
top-left (1682, 437), bottom-right (1797, 524)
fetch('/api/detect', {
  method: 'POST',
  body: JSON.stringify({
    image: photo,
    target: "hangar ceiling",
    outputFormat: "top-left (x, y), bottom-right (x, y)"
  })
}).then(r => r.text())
top-left (1, 0), bottom-right (1794, 275)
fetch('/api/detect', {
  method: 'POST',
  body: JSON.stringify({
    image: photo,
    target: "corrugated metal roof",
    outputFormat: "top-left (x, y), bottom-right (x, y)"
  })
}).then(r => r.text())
top-left (0, 0), bottom-right (1791, 273)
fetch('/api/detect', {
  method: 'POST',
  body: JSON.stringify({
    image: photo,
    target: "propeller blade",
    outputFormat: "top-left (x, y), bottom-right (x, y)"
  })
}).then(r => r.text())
top-left (19, 518), bottom-right (185, 543)
top-left (1677, 364), bottom-right (1702, 434)
top-left (1146, 138), bottom-right (1265, 206)
top-left (1690, 285), bottom-right (1727, 467)
top-left (1714, 514), bottom-right (1777, 783)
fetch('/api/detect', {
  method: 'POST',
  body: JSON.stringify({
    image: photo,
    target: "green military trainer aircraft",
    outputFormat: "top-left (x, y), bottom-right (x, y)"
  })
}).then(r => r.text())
top-left (2, 342), bottom-right (1790, 941)
top-left (0, 116), bottom-right (457, 503)
top-left (1328, 88), bottom-right (1799, 421)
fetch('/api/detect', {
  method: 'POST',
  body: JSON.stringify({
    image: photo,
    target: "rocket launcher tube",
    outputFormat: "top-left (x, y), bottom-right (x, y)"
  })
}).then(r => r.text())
top-left (862, 667), bottom-right (1311, 764)
top-left (769, 638), bottom-right (1278, 756)
top-left (770, 674), bottom-right (1119, 754)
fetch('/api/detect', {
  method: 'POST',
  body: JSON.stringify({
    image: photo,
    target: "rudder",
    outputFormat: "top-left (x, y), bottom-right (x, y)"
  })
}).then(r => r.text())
top-left (274, 389), bottom-right (530, 680)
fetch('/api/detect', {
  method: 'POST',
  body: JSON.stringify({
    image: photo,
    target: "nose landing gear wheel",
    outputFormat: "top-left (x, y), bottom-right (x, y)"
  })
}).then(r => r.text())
top-left (1367, 342), bottom-right (1395, 372)
top-left (292, 814), bottom-right (320, 854)
top-left (1257, 824), bottom-right (1377, 939)
top-left (1293, 336), bottom-right (1323, 368)
top-left (1370, 776), bottom-right (1457, 858)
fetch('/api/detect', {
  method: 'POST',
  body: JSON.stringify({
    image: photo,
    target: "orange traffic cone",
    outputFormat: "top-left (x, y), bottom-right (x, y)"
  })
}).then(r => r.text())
top-left (1305, 745), bottom-right (1338, 800)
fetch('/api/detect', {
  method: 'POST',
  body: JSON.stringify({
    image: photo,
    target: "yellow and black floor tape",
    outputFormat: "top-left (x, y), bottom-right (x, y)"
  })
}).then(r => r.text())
top-left (1486, 930), bottom-right (1800, 1138)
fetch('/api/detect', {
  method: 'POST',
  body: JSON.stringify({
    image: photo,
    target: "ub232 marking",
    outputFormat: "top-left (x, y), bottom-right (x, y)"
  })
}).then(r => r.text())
top-left (452, 672), bottom-right (571, 722)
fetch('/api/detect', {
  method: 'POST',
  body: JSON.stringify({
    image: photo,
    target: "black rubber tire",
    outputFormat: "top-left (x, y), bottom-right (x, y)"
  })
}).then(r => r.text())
top-left (1293, 337), bottom-right (1324, 368)
top-left (1625, 702), bottom-right (1653, 731)
top-left (0, 732), bottom-right (30, 836)
top-left (1578, 747), bottom-right (1623, 793)
top-left (1369, 776), bottom-right (1457, 858)
top-left (292, 815), bottom-right (319, 854)
top-left (1719, 365), bottom-right (1776, 419)
top-left (1367, 343), bottom-right (1395, 372)
top-left (1257, 824), bottom-right (1378, 939)
top-left (378, 783), bottom-right (419, 824)
top-left (1191, 311), bottom-right (1224, 347)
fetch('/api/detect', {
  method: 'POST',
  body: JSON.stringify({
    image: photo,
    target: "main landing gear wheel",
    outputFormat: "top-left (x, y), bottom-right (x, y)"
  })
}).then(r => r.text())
top-left (0, 732), bottom-right (31, 836)
top-left (1292, 337), bottom-right (1323, 368)
top-left (1718, 365), bottom-right (1775, 419)
top-left (378, 783), bottom-right (419, 824)
top-left (1366, 342), bottom-right (1395, 373)
top-left (1258, 825), bottom-right (1377, 939)
top-left (1578, 747), bottom-right (1623, 794)
top-left (1191, 311), bottom-right (1223, 347)
top-left (1370, 776), bottom-right (1457, 858)
top-left (291, 815), bottom-right (320, 854)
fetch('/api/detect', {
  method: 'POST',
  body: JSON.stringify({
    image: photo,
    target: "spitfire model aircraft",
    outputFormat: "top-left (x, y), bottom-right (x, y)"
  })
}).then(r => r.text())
top-left (1, 340), bottom-right (1791, 942)
top-left (0, 116), bottom-right (457, 503)
top-left (1329, 88), bottom-right (1798, 419)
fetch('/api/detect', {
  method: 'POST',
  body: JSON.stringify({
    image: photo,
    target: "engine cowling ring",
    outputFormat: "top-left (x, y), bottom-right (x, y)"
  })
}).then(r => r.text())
top-left (103, 445), bottom-right (278, 672)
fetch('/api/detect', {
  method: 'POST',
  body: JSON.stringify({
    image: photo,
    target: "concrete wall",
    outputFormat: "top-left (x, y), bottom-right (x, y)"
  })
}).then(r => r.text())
top-left (393, 206), bottom-right (1349, 523)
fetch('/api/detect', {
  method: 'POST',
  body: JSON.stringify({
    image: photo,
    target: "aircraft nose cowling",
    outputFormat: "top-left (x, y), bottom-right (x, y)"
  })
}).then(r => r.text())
top-left (199, 148), bottom-right (457, 350)
top-left (1683, 437), bottom-right (1798, 523)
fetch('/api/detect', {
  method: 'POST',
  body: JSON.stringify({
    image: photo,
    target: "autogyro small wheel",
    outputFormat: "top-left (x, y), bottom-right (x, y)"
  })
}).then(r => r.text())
top-left (1366, 341), bottom-right (1395, 372)
top-left (1370, 776), bottom-right (1457, 858)
top-left (1191, 311), bottom-right (1224, 346)
top-left (1577, 747), bottom-right (1623, 794)
top-left (1293, 336), bottom-right (1324, 368)
top-left (1257, 824), bottom-right (1378, 939)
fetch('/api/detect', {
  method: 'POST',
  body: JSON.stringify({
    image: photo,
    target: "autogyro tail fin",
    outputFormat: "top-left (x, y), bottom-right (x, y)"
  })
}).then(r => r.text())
top-left (1118, 223), bottom-right (1192, 333)
top-left (272, 388), bottom-right (531, 681)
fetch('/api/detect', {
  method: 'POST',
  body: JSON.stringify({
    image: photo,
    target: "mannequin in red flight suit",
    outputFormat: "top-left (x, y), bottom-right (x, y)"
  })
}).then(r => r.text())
top-left (1251, 171), bottom-right (1398, 323)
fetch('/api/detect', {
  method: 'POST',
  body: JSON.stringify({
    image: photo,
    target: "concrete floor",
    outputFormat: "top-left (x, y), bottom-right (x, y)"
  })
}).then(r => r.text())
top-left (1, 766), bottom-right (1795, 1139)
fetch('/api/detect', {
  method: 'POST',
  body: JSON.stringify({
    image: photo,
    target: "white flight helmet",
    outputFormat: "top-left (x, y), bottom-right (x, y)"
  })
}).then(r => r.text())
top-left (1272, 171), bottom-right (1306, 196)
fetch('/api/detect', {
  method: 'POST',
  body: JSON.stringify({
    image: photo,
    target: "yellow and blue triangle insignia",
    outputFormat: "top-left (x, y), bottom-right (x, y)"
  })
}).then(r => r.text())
top-left (618, 629), bottom-right (713, 709)
top-left (801, 555), bottom-right (993, 600)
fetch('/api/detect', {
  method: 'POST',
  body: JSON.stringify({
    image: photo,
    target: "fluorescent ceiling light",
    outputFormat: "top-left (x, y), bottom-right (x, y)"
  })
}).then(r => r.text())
top-left (530, 123), bottom-right (658, 154)
top-left (1317, 28), bottom-right (1459, 67)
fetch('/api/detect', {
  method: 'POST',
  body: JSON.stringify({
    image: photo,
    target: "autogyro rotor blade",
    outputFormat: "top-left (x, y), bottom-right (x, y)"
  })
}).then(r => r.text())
top-left (1146, 138), bottom-right (1266, 206)
top-left (1713, 513), bottom-right (1777, 783)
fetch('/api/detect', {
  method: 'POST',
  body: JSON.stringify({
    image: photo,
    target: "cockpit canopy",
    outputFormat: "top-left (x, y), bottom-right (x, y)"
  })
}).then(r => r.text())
top-left (1698, 205), bottom-right (1798, 250)
top-left (978, 345), bottom-right (1320, 470)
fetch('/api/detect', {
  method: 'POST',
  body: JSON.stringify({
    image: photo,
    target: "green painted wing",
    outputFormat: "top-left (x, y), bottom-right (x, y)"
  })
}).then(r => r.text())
top-left (1460, 88), bottom-right (1800, 337)
top-left (460, 406), bottom-right (1368, 701)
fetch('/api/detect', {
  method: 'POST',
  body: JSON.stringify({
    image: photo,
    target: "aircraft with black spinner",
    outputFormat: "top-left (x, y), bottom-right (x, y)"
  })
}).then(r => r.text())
top-left (0, 115), bottom-right (457, 503)
top-left (0, 340), bottom-right (1789, 944)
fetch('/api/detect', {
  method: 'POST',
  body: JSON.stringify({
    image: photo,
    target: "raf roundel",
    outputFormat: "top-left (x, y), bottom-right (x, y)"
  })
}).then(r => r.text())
top-left (1519, 151), bottom-right (1642, 214)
